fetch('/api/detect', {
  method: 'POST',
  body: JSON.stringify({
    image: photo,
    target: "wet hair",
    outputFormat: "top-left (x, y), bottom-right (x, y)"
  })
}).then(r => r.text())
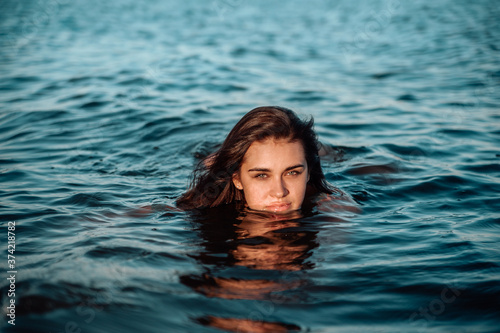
top-left (176, 106), bottom-right (333, 210)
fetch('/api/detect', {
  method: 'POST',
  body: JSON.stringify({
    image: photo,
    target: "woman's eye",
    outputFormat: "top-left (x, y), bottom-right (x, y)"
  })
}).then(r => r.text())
top-left (255, 174), bottom-right (267, 179)
top-left (287, 170), bottom-right (300, 176)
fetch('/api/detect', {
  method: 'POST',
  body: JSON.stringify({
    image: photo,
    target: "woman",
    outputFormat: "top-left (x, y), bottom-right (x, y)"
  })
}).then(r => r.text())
top-left (176, 106), bottom-right (345, 213)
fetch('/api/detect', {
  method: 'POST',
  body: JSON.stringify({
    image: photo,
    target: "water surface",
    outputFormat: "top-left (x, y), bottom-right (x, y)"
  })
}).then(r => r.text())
top-left (1, 0), bottom-right (499, 332)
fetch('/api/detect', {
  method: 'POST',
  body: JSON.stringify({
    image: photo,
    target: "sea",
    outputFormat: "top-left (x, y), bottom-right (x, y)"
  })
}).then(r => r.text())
top-left (1, 0), bottom-right (499, 332)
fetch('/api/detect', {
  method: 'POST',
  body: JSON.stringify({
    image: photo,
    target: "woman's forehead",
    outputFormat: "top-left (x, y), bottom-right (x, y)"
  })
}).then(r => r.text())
top-left (241, 138), bottom-right (306, 168)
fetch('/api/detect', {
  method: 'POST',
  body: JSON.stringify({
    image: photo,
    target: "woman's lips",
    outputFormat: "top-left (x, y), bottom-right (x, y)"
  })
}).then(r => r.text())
top-left (266, 203), bottom-right (291, 212)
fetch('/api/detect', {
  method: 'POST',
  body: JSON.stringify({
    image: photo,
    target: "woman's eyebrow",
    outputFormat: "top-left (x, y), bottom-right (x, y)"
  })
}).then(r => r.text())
top-left (247, 164), bottom-right (305, 172)
top-left (247, 167), bottom-right (271, 172)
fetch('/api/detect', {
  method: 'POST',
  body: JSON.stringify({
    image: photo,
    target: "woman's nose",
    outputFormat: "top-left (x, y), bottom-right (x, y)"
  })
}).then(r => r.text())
top-left (271, 177), bottom-right (289, 198)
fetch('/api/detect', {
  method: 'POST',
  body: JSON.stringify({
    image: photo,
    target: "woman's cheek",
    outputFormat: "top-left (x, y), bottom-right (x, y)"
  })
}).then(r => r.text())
top-left (244, 183), bottom-right (266, 208)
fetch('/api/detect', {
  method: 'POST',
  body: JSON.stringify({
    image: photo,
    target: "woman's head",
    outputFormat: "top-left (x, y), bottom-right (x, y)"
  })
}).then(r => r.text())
top-left (232, 137), bottom-right (309, 212)
top-left (176, 106), bottom-right (333, 211)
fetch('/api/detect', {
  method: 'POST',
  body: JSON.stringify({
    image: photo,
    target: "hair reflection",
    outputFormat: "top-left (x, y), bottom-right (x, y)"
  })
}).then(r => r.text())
top-left (181, 204), bottom-right (329, 332)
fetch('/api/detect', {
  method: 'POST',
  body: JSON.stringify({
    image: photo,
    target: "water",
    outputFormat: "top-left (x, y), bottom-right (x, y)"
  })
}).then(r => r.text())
top-left (1, 0), bottom-right (499, 332)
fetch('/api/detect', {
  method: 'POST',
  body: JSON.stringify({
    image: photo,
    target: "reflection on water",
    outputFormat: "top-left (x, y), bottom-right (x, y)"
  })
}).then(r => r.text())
top-left (232, 211), bottom-right (316, 271)
top-left (182, 207), bottom-right (325, 332)
top-left (198, 316), bottom-right (301, 333)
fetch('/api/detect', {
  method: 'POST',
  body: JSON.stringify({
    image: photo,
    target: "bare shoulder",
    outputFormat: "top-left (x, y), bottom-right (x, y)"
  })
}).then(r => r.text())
top-left (318, 142), bottom-right (345, 162)
top-left (126, 203), bottom-right (183, 217)
top-left (315, 189), bottom-right (361, 214)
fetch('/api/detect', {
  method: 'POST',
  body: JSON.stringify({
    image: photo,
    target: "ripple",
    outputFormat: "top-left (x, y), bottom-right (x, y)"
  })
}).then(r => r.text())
top-left (381, 143), bottom-right (428, 157)
top-left (345, 162), bottom-right (399, 176)
top-left (285, 91), bottom-right (330, 102)
top-left (437, 128), bottom-right (484, 139)
top-left (51, 193), bottom-right (114, 207)
top-left (397, 174), bottom-right (471, 198)
top-left (79, 100), bottom-right (111, 109)
top-left (58, 92), bottom-right (92, 102)
top-left (2, 0), bottom-right (499, 331)
top-left (142, 116), bottom-right (184, 129)
top-left (468, 217), bottom-right (500, 231)
top-left (322, 123), bottom-right (399, 131)
top-left (85, 246), bottom-right (151, 259)
top-left (371, 72), bottom-right (399, 79)
top-left (0, 169), bottom-right (27, 181)
top-left (458, 162), bottom-right (500, 175)
top-left (396, 93), bottom-right (418, 101)
top-left (117, 77), bottom-right (155, 86)
top-left (67, 75), bottom-right (114, 83)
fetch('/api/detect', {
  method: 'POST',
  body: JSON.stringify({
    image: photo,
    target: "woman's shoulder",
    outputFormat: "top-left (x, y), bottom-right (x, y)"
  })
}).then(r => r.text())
top-left (313, 189), bottom-right (361, 214)
top-left (126, 203), bottom-right (183, 217)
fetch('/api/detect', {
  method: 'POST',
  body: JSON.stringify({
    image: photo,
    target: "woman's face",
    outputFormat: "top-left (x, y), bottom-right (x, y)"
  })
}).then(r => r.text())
top-left (232, 138), bottom-right (309, 213)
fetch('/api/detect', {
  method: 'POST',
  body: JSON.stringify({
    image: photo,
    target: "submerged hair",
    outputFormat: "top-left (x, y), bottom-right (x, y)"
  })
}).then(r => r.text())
top-left (176, 106), bottom-right (333, 210)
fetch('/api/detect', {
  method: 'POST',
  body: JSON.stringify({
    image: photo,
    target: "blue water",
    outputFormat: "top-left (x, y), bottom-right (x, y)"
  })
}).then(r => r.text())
top-left (1, 0), bottom-right (500, 332)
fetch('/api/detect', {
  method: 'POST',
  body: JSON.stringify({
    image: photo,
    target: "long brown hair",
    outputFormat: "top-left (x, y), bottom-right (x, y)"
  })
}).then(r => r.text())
top-left (176, 106), bottom-right (333, 210)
